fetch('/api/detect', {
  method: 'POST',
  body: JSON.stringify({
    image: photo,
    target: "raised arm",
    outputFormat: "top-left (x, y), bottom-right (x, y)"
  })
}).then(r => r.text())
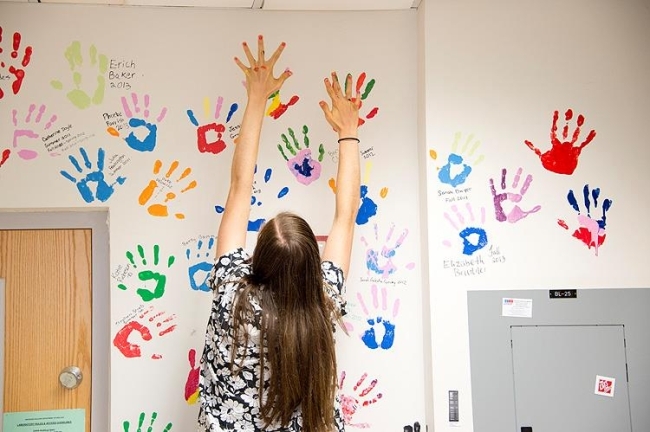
top-left (216, 36), bottom-right (292, 258)
top-left (320, 72), bottom-right (361, 278)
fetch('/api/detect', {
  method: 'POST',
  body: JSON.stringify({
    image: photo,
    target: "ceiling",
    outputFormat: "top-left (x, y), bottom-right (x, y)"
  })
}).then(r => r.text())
top-left (1, 0), bottom-right (422, 10)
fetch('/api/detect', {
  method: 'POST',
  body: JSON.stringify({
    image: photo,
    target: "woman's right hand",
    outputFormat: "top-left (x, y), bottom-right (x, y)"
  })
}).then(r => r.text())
top-left (319, 72), bottom-right (361, 137)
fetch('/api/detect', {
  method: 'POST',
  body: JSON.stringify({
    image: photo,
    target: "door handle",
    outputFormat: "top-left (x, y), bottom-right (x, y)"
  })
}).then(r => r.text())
top-left (59, 366), bottom-right (83, 389)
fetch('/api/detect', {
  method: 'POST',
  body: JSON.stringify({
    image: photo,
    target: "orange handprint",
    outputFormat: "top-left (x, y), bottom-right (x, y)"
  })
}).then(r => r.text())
top-left (138, 159), bottom-right (197, 219)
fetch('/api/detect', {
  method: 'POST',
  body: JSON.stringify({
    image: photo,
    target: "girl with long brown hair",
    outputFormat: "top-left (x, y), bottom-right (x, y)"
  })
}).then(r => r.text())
top-left (198, 35), bottom-right (360, 432)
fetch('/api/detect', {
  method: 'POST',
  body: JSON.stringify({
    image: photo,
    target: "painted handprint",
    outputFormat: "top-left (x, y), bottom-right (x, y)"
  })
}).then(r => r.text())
top-left (113, 305), bottom-right (177, 360)
top-left (186, 96), bottom-right (238, 155)
top-left (339, 371), bottom-right (383, 428)
top-left (357, 285), bottom-right (400, 350)
top-left (215, 165), bottom-right (290, 231)
top-left (361, 222), bottom-right (414, 278)
top-left (266, 89), bottom-right (299, 119)
top-left (443, 203), bottom-right (488, 256)
top-left (11, 104), bottom-right (58, 160)
top-left (345, 72), bottom-right (378, 126)
top-left (0, 27), bottom-right (33, 99)
top-left (107, 93), bottom-right (168, 152)
top-left (525, 108), bottom-right (596, 175)
top-left (122, 412), bottom-right (172, 432)
top-left (185, 348), bottom-right (200, 405)
top-left (489, 167), bottom-right (541, 223)
top-left (117, 244), bottom-right (176, 302)
top-left (186, 237), bottom-right (215, 293)
top-left (558, 184), bottom-right (612, 256)
top-left (0, 149), bottom-right (10, 169)
top-left (51, 41), bottom-right (108, 110)
top-left (138, 159), bottom-right (197, 219)
top-left (60, 147), bottom-right (126, 203)
top-left (329, 161), bottom-right (388, 225)
top-left (277, 125), bottom-right (324, 185)
top-left (431, 132), bottom-right (485, 188)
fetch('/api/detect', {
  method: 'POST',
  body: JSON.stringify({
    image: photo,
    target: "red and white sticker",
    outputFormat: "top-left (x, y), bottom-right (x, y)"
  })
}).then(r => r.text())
top-left (594, 375), bottom-right (616, 397)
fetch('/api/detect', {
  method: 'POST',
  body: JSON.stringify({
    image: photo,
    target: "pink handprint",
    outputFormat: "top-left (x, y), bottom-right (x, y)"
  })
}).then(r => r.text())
top-left (0, 27), bottom-right (33, 99)
top-left (357, 284), bottom-right (400, 350)
top-left (524, 108), bottom-right (596, 175)
top-left (361, 223), bottom-right (414, 278)
top-left (277, 125), bottom-right (323, 185)
top-left (339, 371), bottom-right (383, 428)
top-left (489, 167), bottom-right (541, 223)
top-left (11, 104), bottom-right (58, 160)
top-left (112, 305), bottom-right (177, 360)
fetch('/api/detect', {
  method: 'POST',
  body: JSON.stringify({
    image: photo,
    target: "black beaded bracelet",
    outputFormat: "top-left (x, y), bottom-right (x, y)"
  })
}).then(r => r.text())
top-left (337, 137), bottom-right (360, 144)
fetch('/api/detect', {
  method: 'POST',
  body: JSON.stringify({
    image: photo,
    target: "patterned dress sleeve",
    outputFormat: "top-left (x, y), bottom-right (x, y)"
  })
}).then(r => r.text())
top-left (207, 248), bottom-right (250, 295)
top-left (321, 260), bottom-right (348, 316)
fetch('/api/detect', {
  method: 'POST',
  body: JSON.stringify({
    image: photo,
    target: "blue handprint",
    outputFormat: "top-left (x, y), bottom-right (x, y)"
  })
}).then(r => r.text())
top-left (433, 132), bottom-right (485, 187)
top-left (357, 284), bottom-right (400, 350)
top-left (107, 93), bottom-right (168, 152)
top-left (329, 161), bottom-right (388, 226)
top-left (186, 237), bottom-right (215, 292)
top-left (60, 147), bottom-right (126, 203)
top-left (215, 166), bottom-right (289, 232)
top-left (442, 203), bottom-right (488, 256)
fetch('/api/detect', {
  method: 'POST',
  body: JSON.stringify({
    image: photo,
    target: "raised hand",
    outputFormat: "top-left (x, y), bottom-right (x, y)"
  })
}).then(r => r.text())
top-left (234, 35), bottom-right (292, 100)
top-left (319, 72), bottom-right (361, 135)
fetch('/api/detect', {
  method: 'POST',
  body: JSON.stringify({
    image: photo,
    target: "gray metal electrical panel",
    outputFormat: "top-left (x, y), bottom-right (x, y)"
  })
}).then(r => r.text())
top-left (467, 289), bottom-right (650, 432)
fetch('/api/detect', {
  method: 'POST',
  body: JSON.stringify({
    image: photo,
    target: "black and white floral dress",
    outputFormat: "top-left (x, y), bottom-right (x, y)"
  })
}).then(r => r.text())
top-left (198, 247), bottom-right (347, 432)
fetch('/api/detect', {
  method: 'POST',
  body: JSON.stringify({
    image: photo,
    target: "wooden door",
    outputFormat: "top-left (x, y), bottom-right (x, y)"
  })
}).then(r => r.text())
top-left (0, 229), bottom-right (92, 431)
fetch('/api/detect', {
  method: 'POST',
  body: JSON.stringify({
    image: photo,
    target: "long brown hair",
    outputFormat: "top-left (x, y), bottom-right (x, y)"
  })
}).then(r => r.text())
top-left (230, 212), bottom-right (339, 432)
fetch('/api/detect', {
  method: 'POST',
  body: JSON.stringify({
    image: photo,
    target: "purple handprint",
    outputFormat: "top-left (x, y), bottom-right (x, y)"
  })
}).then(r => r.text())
top-left (11, 104), bottom-right (58, 160)
top-left (489, 167), bottom-right (541, 223)
top-left (277, 125), bottom-right (323, 185)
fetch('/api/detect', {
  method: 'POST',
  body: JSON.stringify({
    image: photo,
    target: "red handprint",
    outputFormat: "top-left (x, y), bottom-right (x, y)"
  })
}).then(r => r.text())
top-left (185, 348), bottom-right (200, 404)
top-left (339, 371), bottom-right (383, 428)
top-left (0, 27), bottom-right (33, 99)
top-left (524, 109), bottom-right (596, 175)
top-left (0, 149), bottom-right (10, 169)
top-left (112, 306), bottom-right (177, 360)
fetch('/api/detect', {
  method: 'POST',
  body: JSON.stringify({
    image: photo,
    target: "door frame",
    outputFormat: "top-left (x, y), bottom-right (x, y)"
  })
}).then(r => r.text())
top-left (0, 209), bottom-right (109, 431)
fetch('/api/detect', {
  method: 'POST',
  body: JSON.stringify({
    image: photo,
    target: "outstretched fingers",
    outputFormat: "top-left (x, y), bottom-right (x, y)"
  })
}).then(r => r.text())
top-left (266, 41), bottom-right (286, 69)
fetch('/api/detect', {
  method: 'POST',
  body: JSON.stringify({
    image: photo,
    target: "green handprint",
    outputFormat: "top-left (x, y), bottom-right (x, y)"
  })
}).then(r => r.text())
top-left (51, 41), bottom-right (108, 110)
top-left (118, 244), bottom-right (175, 302)
top-left (277, 125), bottom-right (324, 186)
top-left (123, 411), bottom-right (172, 432)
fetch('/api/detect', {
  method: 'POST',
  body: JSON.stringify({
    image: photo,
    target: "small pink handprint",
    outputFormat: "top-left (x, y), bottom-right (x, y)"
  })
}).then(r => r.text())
top-left (524, 108), bottom-right (596, 175)
top-left (0, 27), bottom-right (33, 99)
top-left (11, 104), bottom-right (58, 160)
top-left (339, 371), bottom-right (383, 428)
top-left (112, 305), bottom-right (177, 360)
top-left (489, 167), bottom-right (541, 223)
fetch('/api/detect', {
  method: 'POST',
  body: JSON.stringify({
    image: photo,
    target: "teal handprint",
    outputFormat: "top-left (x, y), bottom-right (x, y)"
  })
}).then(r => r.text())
top-left (51, 41), bottom-right (108, 110)
top-left (118, 244), bottom-right (175, 302)
top-left (277, 125), bottom-right (324, 185)
top-left (123, 412), bottom-right (172, 432)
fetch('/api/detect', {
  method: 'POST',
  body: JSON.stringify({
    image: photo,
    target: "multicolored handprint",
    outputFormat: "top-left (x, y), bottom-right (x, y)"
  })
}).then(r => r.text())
top-left (187, 96), bottom-right (239, 155)
top-left (430, 132), bottom-right (485, 188)
top-left (558, 184), bottom-right (612, 256)
top-left (277, 125), bottom-right (324, 185)
top-left (361, 222), bottom-right (414, 278)
top-left (107, 92), bottom-right (168, 152)
top-left (357, 284), bottom-right (400, 350)
top-left (442, 203), bottom-right (488, 256)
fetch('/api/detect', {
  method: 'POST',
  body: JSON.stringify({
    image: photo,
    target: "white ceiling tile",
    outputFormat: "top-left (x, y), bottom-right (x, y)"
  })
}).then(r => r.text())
top-left (262, 0), bottom-right (414, 10)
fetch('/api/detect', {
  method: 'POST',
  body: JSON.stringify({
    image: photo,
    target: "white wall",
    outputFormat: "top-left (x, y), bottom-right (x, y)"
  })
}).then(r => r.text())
top-left (422, 0), bottom-right (650, 430)
top-left (0, 4), bottom-right (425, 431)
